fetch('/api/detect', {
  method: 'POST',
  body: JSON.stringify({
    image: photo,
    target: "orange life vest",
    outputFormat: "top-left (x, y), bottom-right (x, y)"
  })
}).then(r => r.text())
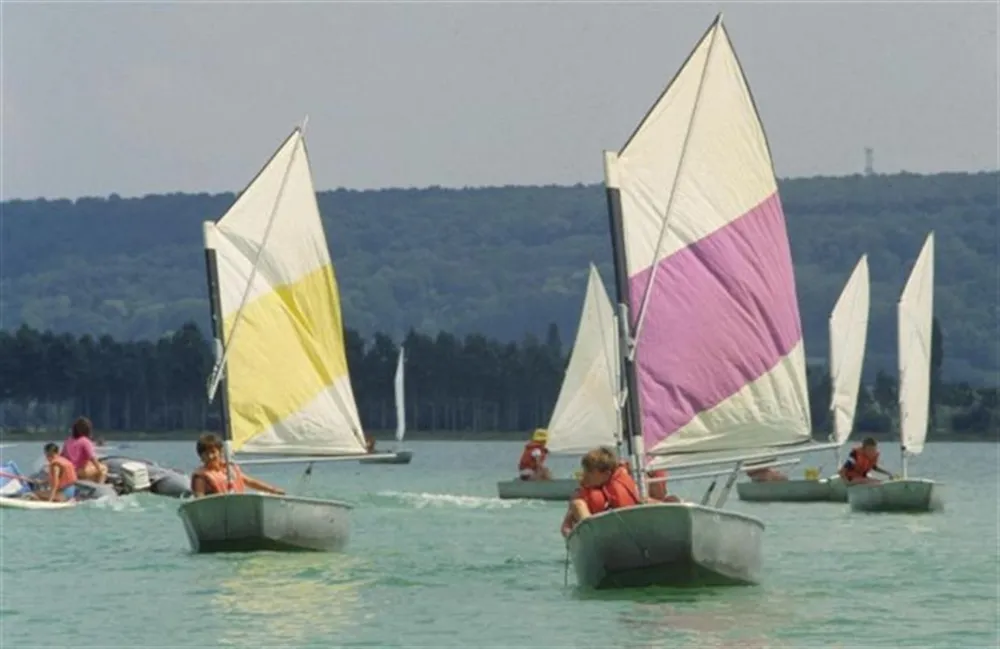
top-left (49, 455), bottom-right (77, 489)
top-left (843, 447), bottom-right (878, 481)
top-left (193, 463), bottom-right (246, 495)
top-left (518, 441), bottom-right (548, 472)
top-left (576, 465), bottom-right (642, 514)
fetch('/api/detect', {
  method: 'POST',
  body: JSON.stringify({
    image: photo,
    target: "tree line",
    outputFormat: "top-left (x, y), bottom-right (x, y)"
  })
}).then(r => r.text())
top-left (3, 171), bottom-right (998, 384)
top-left (1, 322), bottom-right (996, 438)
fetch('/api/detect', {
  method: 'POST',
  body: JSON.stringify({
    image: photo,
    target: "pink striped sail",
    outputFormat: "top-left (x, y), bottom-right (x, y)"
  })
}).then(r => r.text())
top-left (606, 15), bottom-right (812, 456)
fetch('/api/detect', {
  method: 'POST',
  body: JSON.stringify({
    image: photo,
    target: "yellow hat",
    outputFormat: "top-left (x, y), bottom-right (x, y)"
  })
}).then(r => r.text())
top-left (531, 428), bottom-right (548, 443)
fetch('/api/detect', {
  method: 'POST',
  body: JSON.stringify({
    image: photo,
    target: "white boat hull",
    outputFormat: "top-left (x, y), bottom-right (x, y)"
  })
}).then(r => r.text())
top-left (566, 502), bottom-right (764, 589)
top-left (847, 478), bottom-right (942, 513)
top-left (0, 496), bottom-right (78, 510)
top-left (736, 476), bottom-right (847, 503)
top-left (177, 493), bottom-right (353, 553)
top-left (496, 478), bottom-right (577, 501)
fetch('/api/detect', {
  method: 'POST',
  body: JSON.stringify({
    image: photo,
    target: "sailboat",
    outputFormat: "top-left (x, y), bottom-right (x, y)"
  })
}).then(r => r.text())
top-left (360, 347), bottom-right (414, 464)
top-left (565, 13), bottom-right (834, 589)
top-left (848, 232), bottom-right (942, 513)
top-left (497, 264), bottom-right (620, 500)
top-left (737, 255), bottom-right (871, 503)
top-left (177, 126), bottom-right (390, 553)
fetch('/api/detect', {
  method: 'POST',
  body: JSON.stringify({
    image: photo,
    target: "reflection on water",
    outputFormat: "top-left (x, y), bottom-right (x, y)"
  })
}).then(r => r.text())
top-left (212, 552), bottom-right (370, 646)
top-left (606, 588), bottom-right (797, 649)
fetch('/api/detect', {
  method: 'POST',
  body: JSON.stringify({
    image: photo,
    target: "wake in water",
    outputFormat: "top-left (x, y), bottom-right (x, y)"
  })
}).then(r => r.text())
top-left (375, 490), bottom-right (543, 510)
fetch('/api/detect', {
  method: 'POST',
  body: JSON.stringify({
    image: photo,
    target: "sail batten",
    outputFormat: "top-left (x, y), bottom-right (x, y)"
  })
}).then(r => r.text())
top-left (898, 233), bottom-right (935, 456)
top-left (545, 265), bottom-right (621, 455)
top-left (829, 255), bottom-right (871, 445)
top-left (205, 128), bottom-right (366, 456)
top-left (613, 16), bottom-right (811, 456)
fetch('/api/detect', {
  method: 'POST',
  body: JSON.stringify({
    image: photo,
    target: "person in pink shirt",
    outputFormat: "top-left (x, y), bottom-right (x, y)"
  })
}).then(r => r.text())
top-left (61, 416), bottom-right (108, 484)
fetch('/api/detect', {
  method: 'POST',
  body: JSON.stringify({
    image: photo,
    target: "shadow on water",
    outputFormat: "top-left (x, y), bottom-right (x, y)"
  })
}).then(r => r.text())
top-left (210, 552), bottom-right (371, 646)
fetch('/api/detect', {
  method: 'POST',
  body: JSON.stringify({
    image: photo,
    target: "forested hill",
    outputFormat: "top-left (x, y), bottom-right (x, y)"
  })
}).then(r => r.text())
top-left (2, 171), bottom-right (998, 384)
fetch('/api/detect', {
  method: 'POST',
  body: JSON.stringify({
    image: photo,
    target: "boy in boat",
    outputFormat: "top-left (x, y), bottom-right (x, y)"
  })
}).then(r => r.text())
top-left (518, 428), bottom-right (552, 481)
top-left (190, 433), bottom-right (286, 497)
top-left (365, 435), bottom-right (377, 454)
top-left (839, 437), bottom-right (894, 485)
top-left (561, 447), bottom-right (642, 537)
top-left (745, 461), bottom-right (788, 483)
top-left (27, 443), bottom-right (78, 502)
top-left (61, 416), bottom-right (108, 484)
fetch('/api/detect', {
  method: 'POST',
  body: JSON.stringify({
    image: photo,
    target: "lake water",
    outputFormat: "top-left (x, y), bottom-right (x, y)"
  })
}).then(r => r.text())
top-left (0, 440), bottom-right (996, 648)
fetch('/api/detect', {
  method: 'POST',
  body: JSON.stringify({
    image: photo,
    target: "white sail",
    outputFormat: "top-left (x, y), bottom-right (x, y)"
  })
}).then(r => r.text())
top-left (394, 347), bottom-right (406, 444)
top-left (898, 233), bottom-right (935, 456)
top-left (204, 128), bottom-right (366, 456)
top-left (545, 265), bottom-right (621, 455)
top-left (828, 255), bottom-right (871, 446)
top-left (605, 15), bottom-right (811, 457)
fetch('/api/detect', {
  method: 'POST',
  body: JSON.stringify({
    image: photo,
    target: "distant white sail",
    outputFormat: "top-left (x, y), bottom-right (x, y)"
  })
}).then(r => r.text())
top-left (898, 233), bottom-right (935, 456)
top-left (394, 347), bottom-right (406, 443)
top-left (545, 265), bottom-right (620, 455)
top-left (829, 255), bottom-right (871, 445)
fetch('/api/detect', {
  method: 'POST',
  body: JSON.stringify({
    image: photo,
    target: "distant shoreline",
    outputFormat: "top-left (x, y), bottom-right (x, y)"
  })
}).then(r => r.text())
top-left (1, 429), bottom-right (996, 444)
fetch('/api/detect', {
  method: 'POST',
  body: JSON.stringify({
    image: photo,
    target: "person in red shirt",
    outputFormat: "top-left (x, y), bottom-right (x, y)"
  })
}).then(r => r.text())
top-left (839, 437), bottom-right (895, 485)
top-left (517, 428), bottom-right (552, 481)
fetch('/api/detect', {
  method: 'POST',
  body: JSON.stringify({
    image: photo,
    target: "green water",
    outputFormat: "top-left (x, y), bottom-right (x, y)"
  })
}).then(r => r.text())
top-left (1, 441), bottom-right (996, 648)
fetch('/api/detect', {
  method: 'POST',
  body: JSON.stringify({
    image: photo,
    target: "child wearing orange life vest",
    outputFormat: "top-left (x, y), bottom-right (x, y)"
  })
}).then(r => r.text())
top-left (27, 442), bottom-right (78, 502)
top-left (838, 437), bottom-right (895, 485)
top-left (517, 428), bottom-right (552, 481)
top-left (561, 447), bottom-right (643, 537)
top-left (190, 433), bottom-right (285, 498)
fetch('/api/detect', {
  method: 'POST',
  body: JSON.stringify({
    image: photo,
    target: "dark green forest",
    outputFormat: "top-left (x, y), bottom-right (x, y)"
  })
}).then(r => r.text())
top-left (0, 323), bottom-right (996, 438)
top-left (1, 171), bottom-right (997, 384)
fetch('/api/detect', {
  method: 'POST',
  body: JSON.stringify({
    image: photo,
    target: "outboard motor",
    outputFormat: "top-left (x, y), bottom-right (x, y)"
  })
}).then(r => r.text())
top-left (118, 461), bottom-right (152, 494)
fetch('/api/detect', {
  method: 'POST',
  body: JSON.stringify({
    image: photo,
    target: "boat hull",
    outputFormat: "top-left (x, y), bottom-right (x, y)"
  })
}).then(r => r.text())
top-left (566, 502), bottom-right (764, 589)
top-left (358, 450), bottom-right (413, 465)
top-left (736, 476), bottom-right (847, 503)
top-left (0, 497), bottom-right (78, 510)
top-left (177, 493), bottom-right (352, 553)
top-left (496, 478), bottom-right (577, 501)
top-left (101, 455), bottom-right (191, 498)
top-left (847, 478), bottom-right (941, 513)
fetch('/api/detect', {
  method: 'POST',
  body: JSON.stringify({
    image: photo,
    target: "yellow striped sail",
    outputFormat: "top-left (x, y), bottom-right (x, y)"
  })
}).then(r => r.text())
top-left (204, 128), bottom-right (366, 456)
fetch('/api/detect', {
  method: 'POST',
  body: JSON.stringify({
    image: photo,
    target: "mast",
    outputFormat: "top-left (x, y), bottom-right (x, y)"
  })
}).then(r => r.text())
top-left (602, 152), bottom-right (647, 499)
top-left (203, 238), bottom-right (235, 489)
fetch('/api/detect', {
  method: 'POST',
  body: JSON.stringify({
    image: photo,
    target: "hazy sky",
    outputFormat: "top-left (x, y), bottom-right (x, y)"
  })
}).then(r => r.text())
top-left (2, 1), bottom-right (997, 200)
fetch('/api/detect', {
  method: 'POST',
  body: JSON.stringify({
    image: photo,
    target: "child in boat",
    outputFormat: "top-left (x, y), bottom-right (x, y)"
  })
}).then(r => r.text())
top-left (518, 428), bottom-right (552, 481)
top-left (61, 416), bottom-right (108, 484)
top-left (745, 462), bottom-right (789, 483)
top-left (28, 443), bottom-right (78, 502)
top-left (561, 447), bottom-right (642, 537)
top-left (839, 437), bottom-right (895, 485)
top-left (190, 433), bottom-right (285, 497)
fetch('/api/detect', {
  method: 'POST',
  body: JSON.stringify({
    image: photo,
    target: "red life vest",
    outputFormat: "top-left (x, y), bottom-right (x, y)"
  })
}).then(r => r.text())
top-left (49, 455), bottom-right (77, 489)
top-left (518, 441), bottom-right (548, 472)
top-left (576, 465), bottom-right (641, 514)
top-left (646, 468), bottom-right (668, 501)
top-left (843, 447), bottom-right (878, 481)
top-left (192, 463), bottom-right (246, 495)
